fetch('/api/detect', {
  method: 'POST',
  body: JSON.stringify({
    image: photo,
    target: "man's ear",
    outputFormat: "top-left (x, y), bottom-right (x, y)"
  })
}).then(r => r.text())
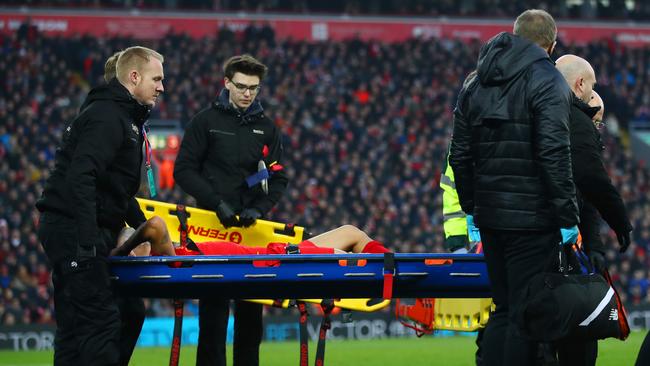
top-left (130, 70), bottom-right (140, 85)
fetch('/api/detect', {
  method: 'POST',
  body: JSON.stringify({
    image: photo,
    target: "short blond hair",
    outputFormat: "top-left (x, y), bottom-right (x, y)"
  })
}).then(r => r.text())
top-left (116, 46), bottom-right (164, 83)
top-left (513, 9), bottom-right (557, 49)
top-left (104, 51), bottom-right (122, 82)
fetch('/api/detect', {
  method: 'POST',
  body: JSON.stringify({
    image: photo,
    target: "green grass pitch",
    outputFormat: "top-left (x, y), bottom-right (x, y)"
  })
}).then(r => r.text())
top-left (1, 331), bottom-right (644, 365)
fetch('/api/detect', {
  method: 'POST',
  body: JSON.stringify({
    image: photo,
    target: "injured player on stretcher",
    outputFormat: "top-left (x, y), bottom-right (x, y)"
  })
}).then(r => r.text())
top-left (110, 216), bottom-right (391, 258)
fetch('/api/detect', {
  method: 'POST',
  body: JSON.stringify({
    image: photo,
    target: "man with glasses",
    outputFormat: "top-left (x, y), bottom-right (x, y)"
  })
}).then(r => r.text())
top-left (174, 54), bottom-right (288, 366)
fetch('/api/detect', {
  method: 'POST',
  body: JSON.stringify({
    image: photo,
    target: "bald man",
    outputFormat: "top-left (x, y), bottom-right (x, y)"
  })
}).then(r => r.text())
top-left (555, 55), bottom-right (633, 366)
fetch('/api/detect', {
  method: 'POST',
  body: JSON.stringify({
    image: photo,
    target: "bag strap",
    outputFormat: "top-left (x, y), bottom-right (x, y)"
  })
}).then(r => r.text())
top-left (603, 269), bottom-right (631, 340)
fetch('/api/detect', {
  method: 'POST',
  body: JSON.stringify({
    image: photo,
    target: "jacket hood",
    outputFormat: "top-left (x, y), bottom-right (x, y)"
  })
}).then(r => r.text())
top-left (214, 89), bottom-right (264, 123)
top-left (81, 78), bottom-right (151, 125)
top-left (477, 32), bottom-right (551, 86)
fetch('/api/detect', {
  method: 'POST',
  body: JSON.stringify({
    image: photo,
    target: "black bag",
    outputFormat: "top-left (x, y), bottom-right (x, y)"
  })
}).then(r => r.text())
top-left (517, 245), bottom-right (629, 342)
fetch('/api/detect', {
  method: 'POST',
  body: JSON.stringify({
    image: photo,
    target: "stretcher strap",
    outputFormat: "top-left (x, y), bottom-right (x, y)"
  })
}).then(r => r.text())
top-left (382, 253), bottom-right (395, 299)
top-left (168, 299), bottom-right (184, 366)
top-left (315, 299), bottom-right (335, 366)
top-left (297, 301), bottom-right (309, 366)
top-left (175, 204), bottom-right (202, 254)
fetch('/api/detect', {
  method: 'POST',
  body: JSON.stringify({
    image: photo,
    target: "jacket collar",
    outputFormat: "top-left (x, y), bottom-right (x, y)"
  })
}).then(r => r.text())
top-left (572, 92), bottom-right (599, 119)
top-left (214, 89), bottom-right (264, 124)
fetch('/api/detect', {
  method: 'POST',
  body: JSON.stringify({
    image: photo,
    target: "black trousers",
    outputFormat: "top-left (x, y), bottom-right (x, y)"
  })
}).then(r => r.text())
top-left (38, 212), bottom-right (121, 366)
top-left (480, 228), bottom-right (560, 366)
top-left (196, 299), bottom-right (263, 366)
top-left (636, 331), bottom-right (650, 365)
top-left (116, 296), bottom-right (146, 366)
top-left (556, 338), bottom-right (597, 366)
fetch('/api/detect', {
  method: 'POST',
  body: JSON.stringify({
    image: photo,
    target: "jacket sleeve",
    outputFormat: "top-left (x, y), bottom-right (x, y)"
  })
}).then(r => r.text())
top-left (173, 115), bottom-right (222, 210)
top-left (449, 90), bottom-right (475, 215)
top-left (125, 197), bottom-right (146, 229)
top-left (529, 67), bottom-right (579, 228)
top-left (68, 116), bottom-right (122, 251)
top-left (249, 124), bottom-right (289, 215)
top-left (578, 200), bottom-right (606, 254)
top-left (571, 116), bottom-right (632, 235)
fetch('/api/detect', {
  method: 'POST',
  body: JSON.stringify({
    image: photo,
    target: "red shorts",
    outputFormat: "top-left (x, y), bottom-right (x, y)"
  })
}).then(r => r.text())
top-left (175, 240), bottom-right (335, 256)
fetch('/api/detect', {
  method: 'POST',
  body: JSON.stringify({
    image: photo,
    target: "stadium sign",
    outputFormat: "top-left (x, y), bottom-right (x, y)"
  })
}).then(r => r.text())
top-left (0, 325), bottom-right (55, 351)
top-left (2, 11), bottom-right (650, 47)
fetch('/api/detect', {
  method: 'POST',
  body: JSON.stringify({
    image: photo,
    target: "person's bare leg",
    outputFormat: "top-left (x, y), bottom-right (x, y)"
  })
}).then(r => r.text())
top-left (307, 225), bottom-right (373, 253)
top-left (111, 216), bottom-right (175, 256)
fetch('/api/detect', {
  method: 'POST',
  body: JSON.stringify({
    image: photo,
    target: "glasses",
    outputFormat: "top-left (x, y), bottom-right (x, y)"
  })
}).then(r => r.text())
top-left (230, 81), bottom-right (260, 93)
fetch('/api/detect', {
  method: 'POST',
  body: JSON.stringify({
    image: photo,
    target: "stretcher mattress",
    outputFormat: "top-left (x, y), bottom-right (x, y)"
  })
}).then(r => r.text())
top-left (110, 253), bottom-right (490, 299)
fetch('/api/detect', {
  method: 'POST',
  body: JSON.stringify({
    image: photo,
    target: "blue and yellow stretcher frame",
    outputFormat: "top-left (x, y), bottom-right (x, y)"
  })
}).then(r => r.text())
top-left (110, 253), bottom-right (491, 299)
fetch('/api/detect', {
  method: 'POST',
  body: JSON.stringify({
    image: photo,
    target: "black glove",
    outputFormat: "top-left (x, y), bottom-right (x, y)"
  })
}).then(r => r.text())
top-left (216, 200), bottom-right (239, 228)
top-left (588, 250), bottom-right (606, 274)
top-left (616, 229), bottom-right (632, 253)
top-left (239, 208), bottom-right (262, 227)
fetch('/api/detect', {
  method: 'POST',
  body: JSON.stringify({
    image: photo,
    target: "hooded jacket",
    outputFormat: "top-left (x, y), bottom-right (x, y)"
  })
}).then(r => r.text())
top-left (37, 78), bottom-right (149, 252)
top-left (450, 32), bottom-right (579, 231)
top-left (174, 89), bottom-right (288, 214)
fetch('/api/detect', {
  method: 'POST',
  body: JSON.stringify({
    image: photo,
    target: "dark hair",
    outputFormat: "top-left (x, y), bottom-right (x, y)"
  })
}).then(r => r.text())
top-left (223, 54), bottom-right (267, 80)
top-left (513, 9), bottom-right (557, 49)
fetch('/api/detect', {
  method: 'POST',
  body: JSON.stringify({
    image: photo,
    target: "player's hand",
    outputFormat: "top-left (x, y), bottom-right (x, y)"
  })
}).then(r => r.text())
top-left (239, 208), bottom-right (262, 227)
top-left (216, 200), bottom-right (239, 228)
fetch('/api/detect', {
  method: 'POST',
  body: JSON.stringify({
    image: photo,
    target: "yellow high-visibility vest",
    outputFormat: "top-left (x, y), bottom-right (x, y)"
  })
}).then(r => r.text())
top-left (440, 156), bottom-right (467, 239)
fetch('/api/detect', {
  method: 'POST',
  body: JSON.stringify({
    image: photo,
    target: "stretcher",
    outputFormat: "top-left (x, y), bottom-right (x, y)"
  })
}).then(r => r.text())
top-left (110, 253), bottom-right (490, 299)
top-left (136, 198), bottom-right (391, 312)
top-left (123, 199), bottom-right (493, 365)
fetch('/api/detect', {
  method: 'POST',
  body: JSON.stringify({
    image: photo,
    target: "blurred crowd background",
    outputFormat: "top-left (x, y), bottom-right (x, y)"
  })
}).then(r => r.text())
top-left (3, 0), bottom-right (650, 20)
top-left (2, 1), bottom-right (650, 325)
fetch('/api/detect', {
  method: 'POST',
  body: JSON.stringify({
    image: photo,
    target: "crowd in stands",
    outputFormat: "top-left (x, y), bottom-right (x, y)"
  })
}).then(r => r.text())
top-left (2, 21), bottom-right (650, 325)
top-left (3, 0), bottom-right (650, 21)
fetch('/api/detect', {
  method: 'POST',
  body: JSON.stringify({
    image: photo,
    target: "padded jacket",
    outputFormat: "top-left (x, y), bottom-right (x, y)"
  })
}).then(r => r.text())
top-left (36, 79), bottom-right (149, 251)
top-left (174, 90), bottom-right (288, 214)
top-left (570, 95), bottom-right (633, 253)
top-left (450, 32), bottom-right (579, 231)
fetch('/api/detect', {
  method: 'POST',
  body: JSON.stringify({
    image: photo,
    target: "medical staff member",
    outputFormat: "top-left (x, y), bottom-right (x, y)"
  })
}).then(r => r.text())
top-left (36, 46), bottom-right (165, 366)
top-left (174, 54), bottom-right (288, 366)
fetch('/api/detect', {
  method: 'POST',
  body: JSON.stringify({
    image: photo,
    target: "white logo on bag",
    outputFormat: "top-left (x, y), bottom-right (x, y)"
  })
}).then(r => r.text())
top-left (253, 129), bottom-right (264, 135)
top-left (609, 309), bottom-right (618, 321)
top-left (70, 261), bottom-right (77, 268)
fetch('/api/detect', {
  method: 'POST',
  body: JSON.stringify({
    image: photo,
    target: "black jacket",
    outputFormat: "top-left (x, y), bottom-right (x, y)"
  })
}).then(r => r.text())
top-left (450, 32), bottom-right (579, 231)
top-left (36, 79), bottom-right (149, 250)
top-left (570, 95), bottom-right (632, 253)
top-left (174, 90), bottom-right (288, 214)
